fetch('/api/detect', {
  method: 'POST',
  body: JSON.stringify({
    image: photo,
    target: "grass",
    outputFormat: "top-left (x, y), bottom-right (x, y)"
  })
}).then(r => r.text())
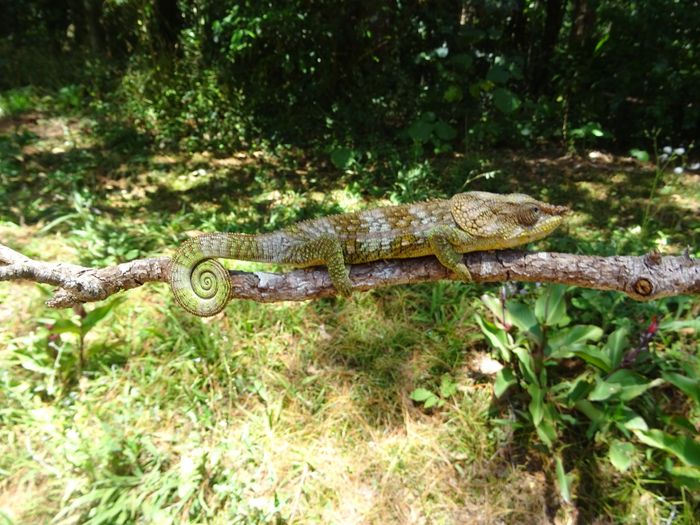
top-left (1, 89), bottom-right (699, 524)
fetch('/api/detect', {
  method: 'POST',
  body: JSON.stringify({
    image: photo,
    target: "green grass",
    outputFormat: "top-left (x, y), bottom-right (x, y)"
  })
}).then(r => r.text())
top-left (0, 90), bottom-right (698, 524)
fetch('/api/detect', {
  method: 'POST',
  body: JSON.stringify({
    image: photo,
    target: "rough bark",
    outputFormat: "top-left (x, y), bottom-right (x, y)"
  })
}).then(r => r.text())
top-left (1, 243), bottom-right (698, 310)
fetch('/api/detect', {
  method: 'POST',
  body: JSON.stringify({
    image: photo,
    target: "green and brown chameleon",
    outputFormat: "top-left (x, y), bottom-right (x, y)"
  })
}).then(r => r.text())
top-left (170, 191), bottom-right (569, 316)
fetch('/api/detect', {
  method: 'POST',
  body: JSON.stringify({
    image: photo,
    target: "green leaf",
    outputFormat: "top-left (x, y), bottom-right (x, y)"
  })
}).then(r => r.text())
top-left (423, 396), bottom-right (441, 409)
top-left (574, 399), bottom-right (604, 424)
top-left (450, 53), bottom-right (473, 70)
top-left (588, 370), bottom-right (662, 402)
top-left (494, 367), bottom-right (517, 398)
top-left (410, 388), bottom-right (434, 402)
top-left (474, 314), bottom-right (510, 357)
top-left (486, 65), bottom-right (510, 84)
top-left (662, 372), bottom-right (700, 405)
top-left (19, 355), bottom-right (54, 375)
top-left (659, 319), bottom-right (700, 332)
top-left (513, 347), bottom-right (538, 385)
top-left (572, 346), bottom-right (611, 372)
top-left (528, 383), bottom-right (545, 425)
top-left (667, 465), bottom-right (700, 490)
top-left (619, 410), bottom-right (648, 431)
top-left (82, 297), bottom-right (126, 334)
top-left (480, 294), bottom-right (506, 324)
top-left (603, 327), bottom-right (629, 369)
top-left (434, 120), bottom-right (457, 141)
top-left (51, 318), bottom-right (82, 336)
top-left (492, 88), bottom-right (521, 114)
top-left (555, 455), bottom-right (572, 503)
top-left (407, 121), bottom-right (433, 142)
top-left (609, 440), bottom-right (636, 472)
top-left (594, 33), bottom-right (610, 55)
top-left (443, 85), bottom-right (463, 103)
top-left (535, 285), bottom-right (568, 327)
top-left (634, 429), bottom-right (700, 467)
top-left (535, 418), bottom-right (557, 448)
top-left (548, 325), bottom-right (603, 356)
top-left (629, 149), bottom-right (650, 162)
top-left (330, 148), bottom-right (355, 170)
top-left (439, 375), bottom-right (458, 398)
top-left (507, 301), bottom-right (542, 344)
top-left (564, 378), bottom-right (592, 404)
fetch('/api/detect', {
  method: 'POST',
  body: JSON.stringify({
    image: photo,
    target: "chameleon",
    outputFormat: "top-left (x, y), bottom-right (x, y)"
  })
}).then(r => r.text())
top-left (170, 191), bottom-right (569, 316)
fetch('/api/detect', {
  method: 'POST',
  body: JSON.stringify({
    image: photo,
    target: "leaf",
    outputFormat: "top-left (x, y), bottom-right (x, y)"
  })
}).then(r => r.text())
top-left (410, 388), bottom-right (434, 402)
top-left (424, 396), bottom-right (441, 409)
top-left (407, 120), bottom-right (433, 143)
top-left (513, 347), bottom-right (538, 386)
top-left (535, 285), bottom-right (568, 327)
top-left (82, 296), bottom-right (126, 334)
top-left (330, 148), bottom-right (355, 170)
top-left (18, 355), bottom-right (54, 375)
top-left (634, 429), bottom-right (700, 467)
top-left (666, 465), bottom-right (700, 490)
top-left (450, 53), bottom-right (473, 70)
top-left (486, 65), bottom-right (510, 84)
top-left (603, 327), bottom-right (629, 369)
top-left (629, 149), bottom-right (650, 162)
top-left (572, 346), bottom-right (611, 372)
top-left (659, 319), bottom-right (700, 332)
top-left (574, 399), bottom-right (604, 424)
top-left (535, 417), bottom-right (557, 448)
top-left (51, 318), bottom-right (82, 336)
top-left (619, 410), bottom-right (648, 431)
top-left (548, 325), bottom-right (603, 356)
top-left (555, 455), bottom-right (572, 503)
top-left (594, 33), bottom-right (610, 55)
top-left (443, 85), bottom-right (463, 103)
top-left (434, 120), bottom-right (457, 141)
top-left (474, 314), bottom-right (510, 357)
top-left (492, 88), bottom-right (521, 114)
top-left (494, 367), bottom-right (517, 398)
top-left (609, 440), bottom-right (636, 472)
top-left (480, 294), bottom-right (507, 326)
top-left (588, 370), bottom-right (663, 402)
top-left (528, 383), bottom-right (544, 426)
top-left (507, 301), bottom-right (542, 345)
top-left (439, 375), bottom-right (458, 398)
top-left (662, 372), bottom-right (700, 405)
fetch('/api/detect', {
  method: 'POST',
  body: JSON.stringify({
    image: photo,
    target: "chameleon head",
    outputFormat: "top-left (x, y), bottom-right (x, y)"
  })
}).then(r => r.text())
top-left (451, 191), bottom-right (569, 248)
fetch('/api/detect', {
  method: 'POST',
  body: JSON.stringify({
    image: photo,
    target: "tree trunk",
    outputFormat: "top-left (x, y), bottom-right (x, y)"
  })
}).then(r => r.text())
top-left (82, 0), bottom-right (104, 55)
top-left (532, 0), bottom-right (566, 94)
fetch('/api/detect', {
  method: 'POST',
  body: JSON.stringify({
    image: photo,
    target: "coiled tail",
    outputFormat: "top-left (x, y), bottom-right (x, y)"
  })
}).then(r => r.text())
top-left (169, 233), bottom-right (278, 317)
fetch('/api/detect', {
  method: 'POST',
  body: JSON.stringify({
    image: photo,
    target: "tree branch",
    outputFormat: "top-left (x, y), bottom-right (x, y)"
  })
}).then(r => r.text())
top-left (1, 243), bottom-right (698, 310)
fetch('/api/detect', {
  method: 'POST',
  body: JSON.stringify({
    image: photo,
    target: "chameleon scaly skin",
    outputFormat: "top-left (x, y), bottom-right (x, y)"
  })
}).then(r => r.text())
top-left (170, 191), bottom-right (569, 316)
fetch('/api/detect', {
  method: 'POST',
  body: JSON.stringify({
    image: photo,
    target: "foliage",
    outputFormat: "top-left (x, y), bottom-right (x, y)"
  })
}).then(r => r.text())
top-left (2, 1), bottom-right (699, 153)
top-left (476, 284), bottom-right (700, 500)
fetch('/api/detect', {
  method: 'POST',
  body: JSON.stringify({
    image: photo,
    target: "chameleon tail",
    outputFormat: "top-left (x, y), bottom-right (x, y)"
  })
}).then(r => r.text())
top-left (170, 233), bottom-right (274, 317)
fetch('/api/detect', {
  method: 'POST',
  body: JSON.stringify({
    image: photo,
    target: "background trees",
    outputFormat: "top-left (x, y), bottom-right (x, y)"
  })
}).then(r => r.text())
top-left (2, 0), bottom-right (698, 152)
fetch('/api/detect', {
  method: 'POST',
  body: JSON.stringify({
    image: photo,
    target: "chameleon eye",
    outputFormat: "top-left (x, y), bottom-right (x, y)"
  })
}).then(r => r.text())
top-left (517, 206), bottom-right (539, 226)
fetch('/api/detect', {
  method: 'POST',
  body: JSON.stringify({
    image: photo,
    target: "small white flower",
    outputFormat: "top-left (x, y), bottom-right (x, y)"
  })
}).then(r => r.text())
top-left (673, 166), bottom-right (684, 174)
top-left (435, 42), bottom-right (449, 58)
top-left (673, 147), bottom-right (686, 155)
top-left (663, 146), bottom-right (672, 154)
top-left (659, 153), bottom-right (669, 162)
top-left (689, 162), bottom-right (700, 170)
